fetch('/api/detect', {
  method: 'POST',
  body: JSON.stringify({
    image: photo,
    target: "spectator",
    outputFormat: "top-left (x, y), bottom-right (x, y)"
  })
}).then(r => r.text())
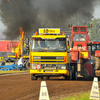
top-left (81, 36), bottom-right (85, 41)
top-left (18, 56), bottom-right (25, 67)
top-left (76, 35), bottom-right (85, 41)
top-left (37, 40), bottom-right (48, 50)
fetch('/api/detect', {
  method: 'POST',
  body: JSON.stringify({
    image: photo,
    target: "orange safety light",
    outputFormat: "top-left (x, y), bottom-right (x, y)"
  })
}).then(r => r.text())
top-left (68, 24), bottom-right (70, 27)
top-left (35, 31), bottom-right (38, 35)
top-left (62, 32), bottom-right (65, 35)
top-left (31, 56), bottom-right (33, 62)
top-left (64, 56), bottom-right (67, 63)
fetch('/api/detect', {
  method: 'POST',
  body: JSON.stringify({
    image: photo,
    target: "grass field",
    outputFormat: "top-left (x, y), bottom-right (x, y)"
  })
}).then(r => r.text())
top-left (0, 70), bottom-right (30, 75)
top-left (59, 90), bottom-right (100, 100)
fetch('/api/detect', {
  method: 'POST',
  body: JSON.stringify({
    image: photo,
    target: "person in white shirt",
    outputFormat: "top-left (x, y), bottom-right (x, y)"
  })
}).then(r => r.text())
top-left (76, 35), bottom-right (85, 41)
top-left (18, 56), bottom-right (25, 67)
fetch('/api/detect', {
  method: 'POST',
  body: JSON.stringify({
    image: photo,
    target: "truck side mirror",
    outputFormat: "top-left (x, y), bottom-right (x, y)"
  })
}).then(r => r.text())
top-left (71, 41), bottom-right (73, 48)
top-left (67, 50), bottom-right (70, 53)
top-left (26, 38), bottom-right (29, 44)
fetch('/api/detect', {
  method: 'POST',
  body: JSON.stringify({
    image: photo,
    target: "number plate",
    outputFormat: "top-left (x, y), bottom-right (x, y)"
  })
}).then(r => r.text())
top-left (44, 71), bottom-right (53, 72)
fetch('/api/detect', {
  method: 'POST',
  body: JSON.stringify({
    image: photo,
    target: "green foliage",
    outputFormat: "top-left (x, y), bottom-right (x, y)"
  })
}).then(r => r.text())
top-left (66, 11), bottom-right (93, 37)
top-left (69, 11), bottom-right (93, 26)
top-left (90, 18), bottom-right (100, 41)
top-left (68, 12), bottom-right (100, 41)
top-left (59, 92), bottom-right (90, 100)
top-left (59, 90), bottom-right (100, 100)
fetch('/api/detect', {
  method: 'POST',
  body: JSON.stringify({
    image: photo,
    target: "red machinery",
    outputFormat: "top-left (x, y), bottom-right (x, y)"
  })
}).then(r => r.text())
top-left (69, 24), bottom-right (96, 79)
top-left (0, 40), bottom-right (18, 52)
top-left (6, 27), bottom-right (30, 69)
top-left (88, 41), bottom-right (100, 69)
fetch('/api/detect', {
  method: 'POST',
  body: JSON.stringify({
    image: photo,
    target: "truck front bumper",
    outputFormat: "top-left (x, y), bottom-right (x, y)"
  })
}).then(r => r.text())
top-left (30, 69), bottom-right (69, 76)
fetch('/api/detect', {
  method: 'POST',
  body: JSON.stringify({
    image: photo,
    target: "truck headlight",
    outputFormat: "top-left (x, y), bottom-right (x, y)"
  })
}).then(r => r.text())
top-left (33, 57), bottom-right (41, 59)
top-left (56, 57), bottom-right (64, 59)
top-left (31, 66), bottom-right (36, 69)
top-left (61, 66), bottom-right (66, 69)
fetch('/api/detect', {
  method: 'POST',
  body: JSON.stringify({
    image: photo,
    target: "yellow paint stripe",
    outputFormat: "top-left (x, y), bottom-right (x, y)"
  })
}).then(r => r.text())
top-left (32, 62), bottom-right (66, 64)
top-left (31, 52), bottom-right (67, 56)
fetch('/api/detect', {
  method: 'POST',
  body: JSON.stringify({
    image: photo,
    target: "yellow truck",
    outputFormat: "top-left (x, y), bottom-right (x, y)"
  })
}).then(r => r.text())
top-left (29, 28), bottom-right (75, 80)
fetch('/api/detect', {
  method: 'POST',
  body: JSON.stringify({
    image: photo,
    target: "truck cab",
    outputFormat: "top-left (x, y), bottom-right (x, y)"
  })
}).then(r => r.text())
top-left (29, 28), bottom-right (72, 80)
top-left (70, 26), bottom-right (89, 62)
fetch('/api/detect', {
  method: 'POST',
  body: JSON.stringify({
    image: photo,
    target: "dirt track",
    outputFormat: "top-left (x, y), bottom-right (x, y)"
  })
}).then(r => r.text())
top-left (0, 72), bottom-right (100, 100)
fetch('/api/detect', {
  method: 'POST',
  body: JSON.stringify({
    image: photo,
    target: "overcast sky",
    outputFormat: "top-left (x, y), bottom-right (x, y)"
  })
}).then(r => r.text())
top-left (0, 21), bottom-right (6, 39)
top-left (0, 6), bottom-right (100, 39)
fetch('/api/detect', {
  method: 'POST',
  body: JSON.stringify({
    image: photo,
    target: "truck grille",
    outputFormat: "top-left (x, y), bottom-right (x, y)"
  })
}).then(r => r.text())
top-left (33, 56), bottom-right (64, 63)
top-left (41, 64), bottom-right (56, 67)
top-left (41, 57), bottom-right (56, 59)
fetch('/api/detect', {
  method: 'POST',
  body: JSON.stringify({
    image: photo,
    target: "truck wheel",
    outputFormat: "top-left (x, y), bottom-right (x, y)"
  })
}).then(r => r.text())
top-left (43, 76), bottom-right (49, 80)
top-left (99, 59), bottom-right (100, 69)
top-left (83, 69), bottom-right (89, 79)
top-left (73, 71), bottom-right (77, 80)
top-left (68, 63), bottom-right (72, 80)
top-left (31, 74), bottom-right (37, 80)
top-left (72, 63), bottom-right (77, 80)
top-left (64, 75), bottom-right (68, 80)
top-left (26, 61), bottom-right (30, 70)
top-left (92, 65), bottom-right (96, 78)
top-left (69, 70), bottom-right (72, 80)
top-left (92, 57), bottom-right (99, 70)
top-left (1, 62), bottom-right (5, 65)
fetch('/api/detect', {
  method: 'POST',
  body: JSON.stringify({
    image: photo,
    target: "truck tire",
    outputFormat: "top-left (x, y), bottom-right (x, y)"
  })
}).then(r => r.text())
top-left (64, 75), bottom-right (69, 80)
top-left (1, 59), bottom-right (6, 65)
top-left (83, 69), bottom-right (89, 79)
top-left (26, 61), bottom-right (30, 70)
top-left (72, 63), bottom-right (77, 80)
top-left (31, 74), bottom-right (37, 80)
top-left (68, 64), bottom-right (72, 80)
top-left (69, 70), bottom-right (72, 80)
top-left (1, 62), bottom-right (5, 65)
top-left (99, 59), bottom-right (100, 69)
top-left (92, 56), bottom-right (99, 70)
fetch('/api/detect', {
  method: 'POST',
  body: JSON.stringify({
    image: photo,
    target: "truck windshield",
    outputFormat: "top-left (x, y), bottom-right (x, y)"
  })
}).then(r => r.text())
top-left (73, 34), bottom-right (86, 41)
top-left (31, 38), bottom-right (66, 52)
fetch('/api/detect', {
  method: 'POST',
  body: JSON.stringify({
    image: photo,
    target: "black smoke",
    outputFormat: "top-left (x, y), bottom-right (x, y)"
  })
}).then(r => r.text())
top-left (0, 0), bottom-right (100, 39)
top-left (0, 0), bottom-right (38, 39)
